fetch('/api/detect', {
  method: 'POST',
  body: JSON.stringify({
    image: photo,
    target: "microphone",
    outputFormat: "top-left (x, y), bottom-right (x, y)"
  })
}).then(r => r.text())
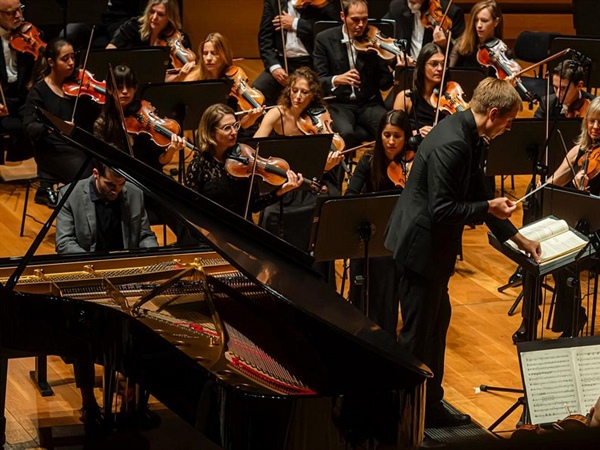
top-left (569, 49), bottom-right (592, 67)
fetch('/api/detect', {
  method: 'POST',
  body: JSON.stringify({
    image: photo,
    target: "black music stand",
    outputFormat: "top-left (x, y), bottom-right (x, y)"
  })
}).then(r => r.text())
top-left (86, 47), bottom-right (170, 87)
top-left (549, 37), bottom-right (600, 90)
top-left (309, 192), bottom-right (400, 315)
top-left (541, 185), bottom-right (600, 334)
top-left (488, 215), bottom-right (594, 342)
top-left (247, 134), bottom-right (333, 192)
top-left (141, 80), bottom-right (231, 181)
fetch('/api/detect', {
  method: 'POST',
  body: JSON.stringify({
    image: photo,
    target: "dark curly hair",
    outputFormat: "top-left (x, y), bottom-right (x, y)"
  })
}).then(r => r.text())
top-left (277, 66), bottom-right (325, 110)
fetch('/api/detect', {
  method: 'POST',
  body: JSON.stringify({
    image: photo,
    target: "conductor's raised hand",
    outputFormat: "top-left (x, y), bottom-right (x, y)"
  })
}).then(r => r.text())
top-left (488, 197), bottom-right (517, 219)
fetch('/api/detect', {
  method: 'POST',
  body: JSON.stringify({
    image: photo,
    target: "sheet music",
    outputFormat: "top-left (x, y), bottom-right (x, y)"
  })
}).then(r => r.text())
top-left (520, 343), bottom-right (600, 424)
top-left (520, 348), bottom-right (579, 424)
top-left (574, 346), bottom-right (600, 412)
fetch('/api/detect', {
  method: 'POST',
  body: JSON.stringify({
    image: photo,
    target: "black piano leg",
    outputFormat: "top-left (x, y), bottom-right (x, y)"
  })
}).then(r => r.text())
top-left (29, 356), bottom-right (53, 397)
top-left (1, 356), bottom-right (8, 446)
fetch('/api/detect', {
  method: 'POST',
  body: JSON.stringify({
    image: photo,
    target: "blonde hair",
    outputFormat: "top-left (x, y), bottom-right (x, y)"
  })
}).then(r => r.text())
top-left (470, 77), bottom-right (521, 116)
top-left (198, 104), bottom-right (236, 154)
top-left (575, 97), bottom-right (600, 150)
top-left (456, 0), bottom-right (502, 57)
top-left (138, 0), bottom-right (181, 42)
top-left (197, 32), bottom-right (234, 80)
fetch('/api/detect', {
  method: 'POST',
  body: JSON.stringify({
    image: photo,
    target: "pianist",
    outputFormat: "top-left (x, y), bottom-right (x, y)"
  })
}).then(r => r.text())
top-left (54, 160), bottom-right (157, 432)
top-left (55, 160), bottom-right (158, 254)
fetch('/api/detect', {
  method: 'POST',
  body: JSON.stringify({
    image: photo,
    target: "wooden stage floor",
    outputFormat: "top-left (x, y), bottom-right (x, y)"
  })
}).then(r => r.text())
top-left (0, 167), bottom-right (598, 448)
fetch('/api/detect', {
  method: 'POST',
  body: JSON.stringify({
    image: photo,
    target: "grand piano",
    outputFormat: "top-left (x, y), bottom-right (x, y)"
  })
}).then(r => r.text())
top-left (0, 119), bottom-right (431, 449)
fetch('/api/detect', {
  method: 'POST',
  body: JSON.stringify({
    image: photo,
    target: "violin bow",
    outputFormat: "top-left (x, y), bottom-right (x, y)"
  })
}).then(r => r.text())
top-left (0, 83), bottom-right (8, 116)
top-left (440, 0), bottom-right (453, 31)
top-left (277, 0), bottom-right (289, 75)
top-left (512, 48), bottom-right (570, 79)
top-left (339, 140), bottom-right (375, 155)
top-left (243, 142), bottom-right (262, 220)
top-left (71, 25), bottom-right (95, 123)
top-left (107, 63), bottom-right (135, 158)
top-left (433, 29), bottom-right (452, 126)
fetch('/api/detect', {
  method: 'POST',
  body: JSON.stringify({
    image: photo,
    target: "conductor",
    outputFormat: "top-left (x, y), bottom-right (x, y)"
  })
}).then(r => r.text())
top-left (384, 77), bottom-right (542, 428)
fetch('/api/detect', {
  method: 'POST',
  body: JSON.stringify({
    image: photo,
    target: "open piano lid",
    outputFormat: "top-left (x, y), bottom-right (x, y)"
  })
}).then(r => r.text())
top-left (38, 109), bottom-right (432, 385)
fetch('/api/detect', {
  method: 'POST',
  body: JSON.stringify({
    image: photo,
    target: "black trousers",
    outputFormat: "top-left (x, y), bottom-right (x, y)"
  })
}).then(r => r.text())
top-left (398, 268), bottom-right (451, 408)
top-left (252, 57), bottom-right (313, 106)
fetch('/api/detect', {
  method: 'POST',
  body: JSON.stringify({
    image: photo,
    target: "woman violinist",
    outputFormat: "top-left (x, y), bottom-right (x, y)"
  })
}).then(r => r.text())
top-left (449, 0), bottom-right (502, 69)
top-left (23, 38), bottom-right (99, 207)
top-left (190, 32), bottom-right (264, 130)
top-left (393, 43), bottom-right (450, 139)
top-left (185, 103), bottom-right (303, 219)
top-left (106, 0), bottom-right (196, 82)
top-left (345, 110), bottom-right (412, 336)
top-left (547, 96), bottom-right (600, 195)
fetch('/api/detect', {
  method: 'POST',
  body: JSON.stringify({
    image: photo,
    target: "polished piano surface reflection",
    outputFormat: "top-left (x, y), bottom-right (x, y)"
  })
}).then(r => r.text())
top-left (0, 119), bottom-right (431, 449)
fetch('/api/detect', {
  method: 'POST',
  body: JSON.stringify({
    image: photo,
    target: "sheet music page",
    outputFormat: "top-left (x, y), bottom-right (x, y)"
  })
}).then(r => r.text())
top-left (520, 347), bottom-right (580, 424)
top-left (573, 345), bottom-right (600, 413)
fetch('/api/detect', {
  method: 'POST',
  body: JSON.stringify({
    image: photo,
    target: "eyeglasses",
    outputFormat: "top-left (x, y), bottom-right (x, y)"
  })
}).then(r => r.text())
top-left (216, 121), bottom-right (241, 133)
top-left (0, 4), bottom-right (24, 17)
top-left (426, 61), bottom-right (445, 68)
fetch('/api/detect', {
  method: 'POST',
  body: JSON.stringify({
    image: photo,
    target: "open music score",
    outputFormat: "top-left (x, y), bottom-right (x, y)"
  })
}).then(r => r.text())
top-left (519, 340), bottom-right (600, 425)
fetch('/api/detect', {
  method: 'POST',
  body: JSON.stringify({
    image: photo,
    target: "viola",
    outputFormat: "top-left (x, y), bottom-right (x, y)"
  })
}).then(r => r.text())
top-left (63, 69), bottom-right (107, 104)
top-left (565, 97), bottom-right (590, 119)
top-left (290, 0), bottom-right (330, 8)
top-left (577, 141), bottom-right (600, 190)
top-left (225, 143), bottom-right (318, 189)
top-left (224, 65), bottom-right (265, 122)
top-left (431, 81), bottom-right (470, 115)
top-left (353, 25), bottom-right (407, 61)
top-left (477, 38), bottom-right (536, 103)
top-left (297, 106), bottom-right (345, 152)
top-left (125, 100), bottom-right (199, 152)
top-left (9, 22), bottom-right (46, 60)
top-left (160, 30), bottom-right (196, 71)
top-left (420, 0), bottom-right (454, 39)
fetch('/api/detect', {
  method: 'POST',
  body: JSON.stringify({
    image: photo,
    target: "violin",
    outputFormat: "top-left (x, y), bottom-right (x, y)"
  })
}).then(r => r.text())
top-left (577, 141), bottom-right (600, 190)
top-left (224, 65), bottom-right (265, 121)
top-left (160, 30), bottom-right (196, 72)
top-left (565, 97), bottom-right (590, 119)
top-left (431, 81), bottom-right (470, 115)
top-left (353, 25), bottom-right (407, 61)
top-left (296, 106), bottom-right (345, 152)
top-left (224, 143), bottom-right (318, 189)
top-left (420, 0), bottom-right (454, 41)
top-left (386, 149), bottom-right (415, 188)
top-left (62, 69), bottom-right (107, 104)
top-left (553, 414), bottom-right (589, 431)
top-left (124, 100), bottom-right (198, 152)
top-left (477, 38), bottom-right (536, 103)
top-left (290, 0), bottom-right (330, 8)
top-left (9, 22), bottom-right (46, 60)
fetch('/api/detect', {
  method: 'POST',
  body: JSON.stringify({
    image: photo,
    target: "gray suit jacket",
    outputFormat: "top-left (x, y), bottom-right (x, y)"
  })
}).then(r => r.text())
top-left (55, 175), bottom-right (158, 254)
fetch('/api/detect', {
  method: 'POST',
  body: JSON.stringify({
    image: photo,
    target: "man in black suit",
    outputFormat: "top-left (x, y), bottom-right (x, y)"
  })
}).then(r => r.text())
top-left (385, 77), bottom-right (541, 428)
top-left (386, 0), bottom-right (465, 65)
top-left (0, 0), bottom-right (34, 163)
top-left (253, 0), bottom-right (339, 106)
top-left (313, 0), bottom-right (392, 150)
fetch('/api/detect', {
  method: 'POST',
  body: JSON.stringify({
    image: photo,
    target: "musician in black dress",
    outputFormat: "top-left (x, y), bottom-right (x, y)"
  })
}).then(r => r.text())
top-left (23, 38), bottom-right (98, 207)
top-left (185, 103), bottom-right (304, 219)
top-left (346, 110), bottom-right (412, 336)
top-left (107, 0), bottom-right (195, 82)
top-left (0, 0), bottom-right (35, 163)
top-left (394, 43), bottom-right (448, 139)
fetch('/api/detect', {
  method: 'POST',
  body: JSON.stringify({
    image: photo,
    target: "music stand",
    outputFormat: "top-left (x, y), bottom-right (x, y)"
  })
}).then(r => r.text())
top-left (141, 80), bottom-right (231, 181)
top-left (247, 134), bottom-right (333, 192)
top-left (86, 47), bottom-right (170, 87)
top-left (549, 36), bottom-right (600, 90)
top-left (309, 192), bottom-right (401, 316)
